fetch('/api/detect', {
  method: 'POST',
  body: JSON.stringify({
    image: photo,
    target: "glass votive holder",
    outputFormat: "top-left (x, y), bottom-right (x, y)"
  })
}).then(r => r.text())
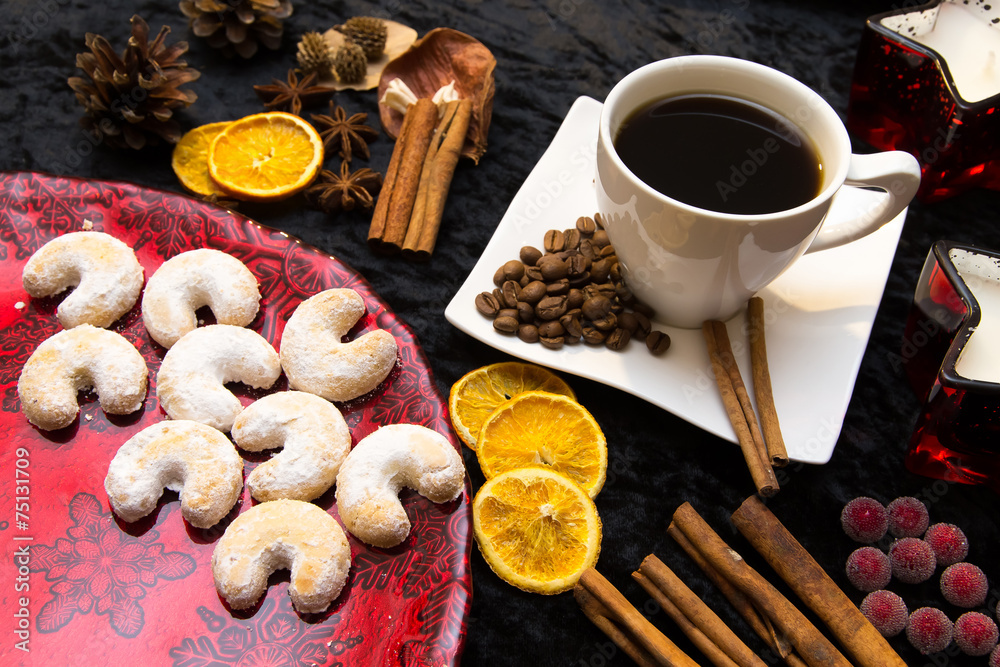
top-left (846, 0), bottom-right (1000, 203)
top-left (903, 240), bottom-right (1000, 492)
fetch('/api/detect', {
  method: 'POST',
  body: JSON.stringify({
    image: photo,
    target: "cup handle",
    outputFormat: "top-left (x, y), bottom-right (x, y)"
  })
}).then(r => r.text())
top-left (805, 151), bottom-right (921, 253)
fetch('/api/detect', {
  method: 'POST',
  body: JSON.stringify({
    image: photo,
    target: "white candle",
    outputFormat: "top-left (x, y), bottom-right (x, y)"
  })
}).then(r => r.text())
top-left (951, 248), bottom-right (1000, 383)
top-left (909, 1), bottom-right (1000, 103)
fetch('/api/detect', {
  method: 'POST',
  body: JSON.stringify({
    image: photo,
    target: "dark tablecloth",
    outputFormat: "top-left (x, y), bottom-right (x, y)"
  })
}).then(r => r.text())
top-left (3, 1), bottom-right (999, 665)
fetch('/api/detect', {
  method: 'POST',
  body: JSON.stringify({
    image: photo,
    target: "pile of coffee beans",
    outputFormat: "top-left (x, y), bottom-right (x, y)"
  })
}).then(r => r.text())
top-left (474, 214), bottom-right (671, 355)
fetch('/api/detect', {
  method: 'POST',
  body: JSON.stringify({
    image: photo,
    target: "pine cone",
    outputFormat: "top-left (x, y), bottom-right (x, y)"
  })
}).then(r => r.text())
top-left (296, 31), bottom-right (334, 75)
top-left (335, 17), bottom-right (387, 61)
top-left (67, 15), bottom-right (200, 150)
top-left (179, 0), bottom-right (293, 59)
top-left (333, 42), bottom-right (366, 84)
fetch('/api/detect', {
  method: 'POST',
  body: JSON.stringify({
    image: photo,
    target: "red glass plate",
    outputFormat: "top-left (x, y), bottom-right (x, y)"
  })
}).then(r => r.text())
top-left (0, 172), bottom-right (471, 666)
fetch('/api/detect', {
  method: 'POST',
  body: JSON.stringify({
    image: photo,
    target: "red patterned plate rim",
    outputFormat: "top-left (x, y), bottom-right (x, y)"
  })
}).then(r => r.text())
top-left (0, 171), bottom-right (472, 667)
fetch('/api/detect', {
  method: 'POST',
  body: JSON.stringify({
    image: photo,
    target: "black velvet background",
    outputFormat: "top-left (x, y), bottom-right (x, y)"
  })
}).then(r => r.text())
top-left (3, 1), bottom-right (999, 666)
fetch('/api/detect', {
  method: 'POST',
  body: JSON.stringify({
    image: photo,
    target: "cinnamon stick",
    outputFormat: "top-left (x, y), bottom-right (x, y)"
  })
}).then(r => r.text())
top-left (747, 298), bottom-right (788, 467)
top-left (576, 568), bottom-right (702, 667)
top-left (634, 555), bottom-right (767, 667)
top-left (731, 496), bottom-right (907, 667)
top-left (575, 586), bottom-right (663, 667)
top-left (368, 97), bottom-right (438, 253)
top-left (702, 321), bottom-right (778, 497)
top-left (402, 98), bottom-right (472, 260)
top-left (671, 503), bottom-right (850, 667)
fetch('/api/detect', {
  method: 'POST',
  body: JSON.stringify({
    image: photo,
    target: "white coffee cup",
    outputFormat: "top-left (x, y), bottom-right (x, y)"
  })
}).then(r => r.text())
top-left (595, 55), bottom-right (921, 329)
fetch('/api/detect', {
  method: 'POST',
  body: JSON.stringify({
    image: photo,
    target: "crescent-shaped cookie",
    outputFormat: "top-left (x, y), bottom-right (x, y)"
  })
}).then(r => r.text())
top-left (231, 391), bottom-right (352, 502)
top-left (22, 231), bottom-right (144, 329)
top-left (17, 324), bottom-right (148, 430)
top-left (279, 289), bottom-right (397, 402)
top-left (212, 499), bottom-right (351, 614)
top-left (156, 324), bottom-right (281, 432)
top-left (104, 420), bottom-right (244, 528)
top-left (142, 248), bottom-right (261, 349)
top-left (335, 423), bottom-right (465, 548)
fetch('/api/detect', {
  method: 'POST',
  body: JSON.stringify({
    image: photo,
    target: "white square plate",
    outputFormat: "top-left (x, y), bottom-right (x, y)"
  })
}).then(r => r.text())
top-left (445, 96), bottom-right (906, 464)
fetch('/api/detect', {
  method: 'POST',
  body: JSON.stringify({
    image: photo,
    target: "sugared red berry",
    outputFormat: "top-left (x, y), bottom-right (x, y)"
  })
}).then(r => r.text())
top-left (886, 496), bottom-right (929, 538)
top-left (846, 546), bottom-right (892, 592)
top-left (889, 537), bottom-right (937, 584)
top-left (924, 523), bottom-right (969, 566)
top-left (941, 562), bottom-right (989, 608)
top-left (954, 611), bottom-right (999, 656)
top-left (860, 590), bottom-right (908, 637)
top-left (990, 644), bottom-right (1000, 667)
top-left (841, 497), bottom-right (888, 543)
top-left (907, 607), bottom-right (954, 655)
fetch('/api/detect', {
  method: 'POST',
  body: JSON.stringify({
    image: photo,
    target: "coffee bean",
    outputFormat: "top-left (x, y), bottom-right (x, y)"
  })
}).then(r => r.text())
top-left (546, 278), bottom-right (570, 296)
top-left (502, 259), bottom-right (525, 282)
top-left (568, 271), bottom-right (592, 287)
top-left (563, 228), bottom-right (582, 250)
top-left (646, 330), bottom-right (671, 355)
top-left (567, 288), bottom-right (585, 310)
top-left (560, 311), bottom-right (584, 338)
top-left (632, 300), bottom-right (655, 318)
top-left (518, 323), bottom-right (540, 343)
top-left (576, 215), bottom-right (597, 235)
top-left (605, 327), bottom-right (631, 351)
top-left (475, 291), bottom-right (500, 317)
top-left (599, 245), bottom-right (617, 259)
top-left (538, 320), bottom-right (565, 338)
top-left (493, 315), bottom-right (519, 333)
top-left (519, 274), bottom-right (530, 287)
top-left (594, 212), bottom-right (605, 228)
top-left (525, 265), bottom-right (543, 282)
top-left (579, 238), bottom-right (598, 260)
top-left (610, 262), bottom-right (622, 283)
top-left (516, 301), bottom-right (535, 322)
top-left (617, 311), bottom-right (639, 334)
top-left (520, 280), bottom-right (547, 304)
top-left (535, 295), bottom-right (568, 320)
top-left (493, 265), bottom-right (506, 286)
top-left (592, 312), bottom-right (618, 331)
top-left (615, 283), bottom-right (635, 305)
top-left (590, 258), bottom-right (612, 283)
top-left (582, 326), bottom-right (606, 344)
top-left (500, 280), bottom-right (521, 308)
top-left (497, 308), bottom-right (518, 320)
top-left (582, 295), bottom-right (612, 321)
top-left (543, 229), bottom-right (565, 253)
top-left (539, 255), bottom-right (569, 281)
top-left (519, 245), bottom-right (543, 266)
top-left (539, 336), bottom-right (564, 350)
top-left (632, 311), bottom-right (652, 338)
top-left (567, 254), bottom-right (590, 277)
top-left (593, 229), bottom-right (610, 247)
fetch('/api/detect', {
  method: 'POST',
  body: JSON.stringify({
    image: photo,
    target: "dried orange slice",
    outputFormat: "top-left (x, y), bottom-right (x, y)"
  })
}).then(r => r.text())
top-left (477, 391), bottom-right (607, 498)
top-left (207, 112), bottom-right (323, 202)
top-left (473, 466), bottom-right (601, 594)
top-left (171, 121), bottom-right (231, 196)
top-left (448, 362), bottom-right (575, 452)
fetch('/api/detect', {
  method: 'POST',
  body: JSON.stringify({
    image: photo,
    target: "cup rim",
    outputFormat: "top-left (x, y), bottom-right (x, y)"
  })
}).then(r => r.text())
top-left (599, 54), bottom-right (852, 222)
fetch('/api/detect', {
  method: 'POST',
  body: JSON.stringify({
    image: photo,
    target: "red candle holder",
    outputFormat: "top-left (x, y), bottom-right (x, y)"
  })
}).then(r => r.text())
top-left (847, 0), bottom-right (1000, 203)
top-left (903, 240), bottom-right (1000, 492)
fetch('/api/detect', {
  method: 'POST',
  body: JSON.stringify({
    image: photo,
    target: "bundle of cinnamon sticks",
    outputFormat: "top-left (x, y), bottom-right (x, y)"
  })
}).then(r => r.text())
top-left (574, 500), bottom-right (907, 667)
top-left (367, 96), bottom-right (472, 260)
top-left (702, 297), bottom-right (788, 497)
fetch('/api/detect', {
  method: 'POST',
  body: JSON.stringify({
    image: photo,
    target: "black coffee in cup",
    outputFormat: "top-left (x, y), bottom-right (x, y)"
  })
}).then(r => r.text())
top-left (613, 94), bottom-right (823, 215)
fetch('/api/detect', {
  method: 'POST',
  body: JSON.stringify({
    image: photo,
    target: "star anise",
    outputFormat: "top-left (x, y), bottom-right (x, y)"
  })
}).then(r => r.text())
top-left (305, 160), bottom-right (383, 214)
top-left (253, 69), bottom-right (335, 116)
top-left (310, 102), bottom-right (379, 162)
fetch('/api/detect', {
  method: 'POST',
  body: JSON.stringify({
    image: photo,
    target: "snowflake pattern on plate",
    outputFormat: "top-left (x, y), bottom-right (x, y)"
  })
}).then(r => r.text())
top-left (0, 172), bottom-right (471, 666)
